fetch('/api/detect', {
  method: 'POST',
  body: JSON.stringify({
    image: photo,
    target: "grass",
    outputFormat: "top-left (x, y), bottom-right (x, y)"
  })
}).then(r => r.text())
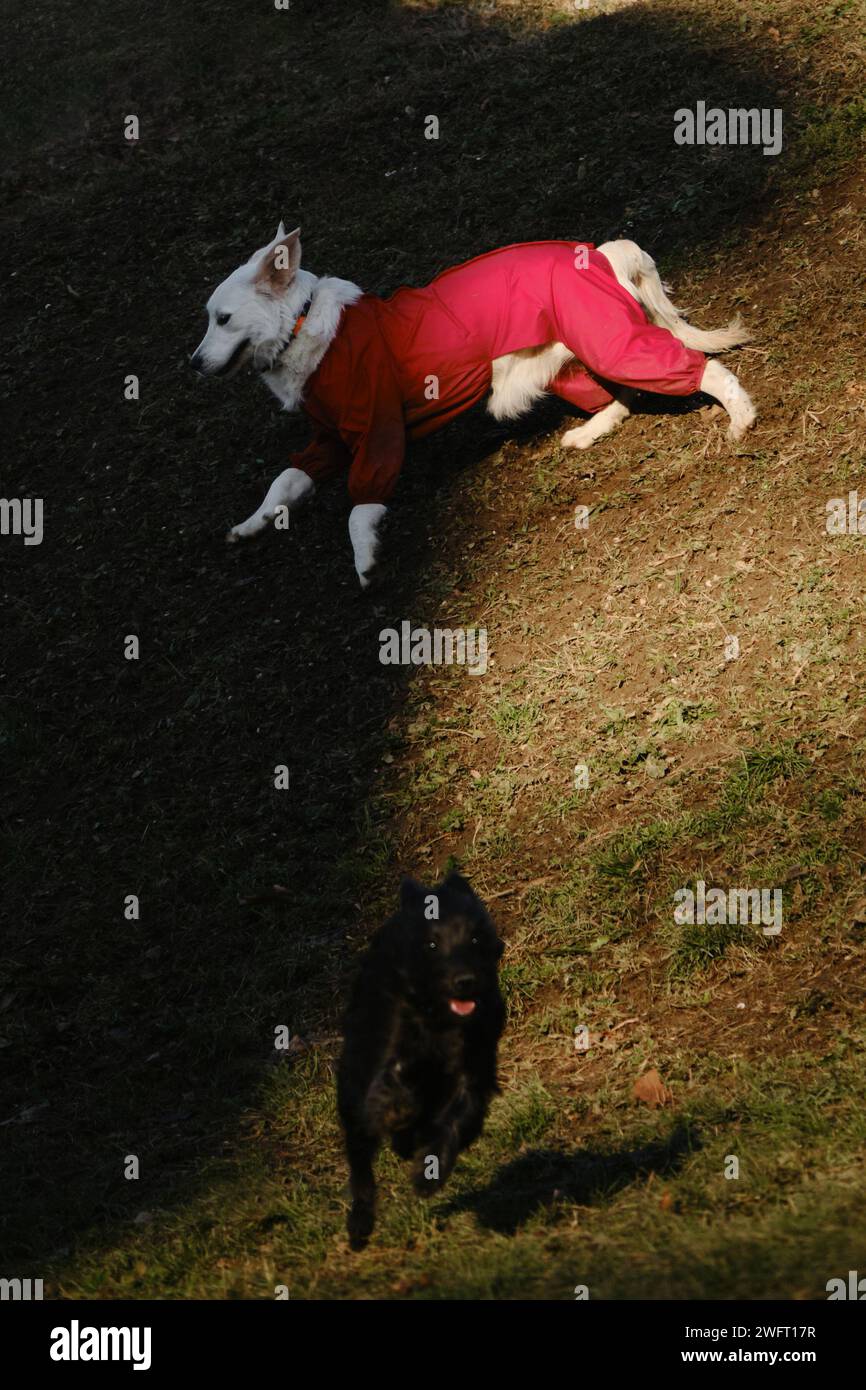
top-left (2, 0), bottom-right (866, 1300)
top-left (53, 1048), bottom-right (866, 1299)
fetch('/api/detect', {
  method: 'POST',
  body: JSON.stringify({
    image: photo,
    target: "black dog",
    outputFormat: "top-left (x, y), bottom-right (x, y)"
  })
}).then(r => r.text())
top-left (337, 872), bottom-right (506, 1249)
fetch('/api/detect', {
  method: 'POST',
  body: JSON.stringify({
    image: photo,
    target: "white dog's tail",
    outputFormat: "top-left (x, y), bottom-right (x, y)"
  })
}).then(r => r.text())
top-left (597, 239), bottom-right (751, 353)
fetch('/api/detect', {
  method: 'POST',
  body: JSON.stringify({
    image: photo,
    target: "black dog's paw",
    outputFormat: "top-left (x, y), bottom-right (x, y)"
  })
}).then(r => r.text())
top-left (411, 1153), bottom-right (450, 1198)
top-left (412, 1171), bottom-right (438, 1199)
top-left (347, 1199), bottom-right (375, 1251)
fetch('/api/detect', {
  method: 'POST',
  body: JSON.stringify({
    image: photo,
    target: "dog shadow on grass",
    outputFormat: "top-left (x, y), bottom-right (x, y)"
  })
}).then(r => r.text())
top-left (441, 1124), bottom-right (698, 1236)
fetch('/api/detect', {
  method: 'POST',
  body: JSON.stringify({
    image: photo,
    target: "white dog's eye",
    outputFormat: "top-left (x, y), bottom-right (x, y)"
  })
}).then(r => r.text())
top-left (216, 312), bottom-right (232, 326)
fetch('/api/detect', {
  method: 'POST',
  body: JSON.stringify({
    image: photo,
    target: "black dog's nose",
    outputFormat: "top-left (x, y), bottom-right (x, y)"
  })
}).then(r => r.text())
top-left (453, 973), bottom-right (476, 994)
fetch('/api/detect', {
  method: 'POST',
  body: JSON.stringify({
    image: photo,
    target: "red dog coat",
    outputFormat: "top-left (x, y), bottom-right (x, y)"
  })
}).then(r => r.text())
top-left (289, 241), bottom-right (706, 504)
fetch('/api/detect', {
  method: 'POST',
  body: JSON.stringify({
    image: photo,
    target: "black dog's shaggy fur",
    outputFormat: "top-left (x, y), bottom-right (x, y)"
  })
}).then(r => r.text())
top-left (337, 872), bottom-right (505, 1249)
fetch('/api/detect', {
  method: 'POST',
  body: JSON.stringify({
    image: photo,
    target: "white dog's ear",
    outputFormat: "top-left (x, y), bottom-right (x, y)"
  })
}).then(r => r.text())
top-left (254, 225), bottom-right (302, 296)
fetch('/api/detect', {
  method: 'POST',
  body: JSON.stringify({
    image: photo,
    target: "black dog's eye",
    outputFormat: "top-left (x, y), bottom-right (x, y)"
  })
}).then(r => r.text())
top-left (216, 312), bottom-right (232, 326)
top-left (428, 940), bottom-right (437, 950)
top-left (471, 937), bottom-right (478, 946)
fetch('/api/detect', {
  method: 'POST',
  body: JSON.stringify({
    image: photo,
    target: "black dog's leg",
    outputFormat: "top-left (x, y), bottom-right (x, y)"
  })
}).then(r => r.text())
top-left (391, 1125), bottom-right (420, 1159)
top-left (365, 1059), bottom-right (417, 1133)
top-left (411, 1084), bottom-right (490, 1197)
top-left (345, 1129), bottom-right (378, 1250)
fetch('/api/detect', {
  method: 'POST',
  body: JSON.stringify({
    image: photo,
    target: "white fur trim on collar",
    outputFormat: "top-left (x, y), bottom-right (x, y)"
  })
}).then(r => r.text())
top-left (262, 274), bottom-right (363, 412)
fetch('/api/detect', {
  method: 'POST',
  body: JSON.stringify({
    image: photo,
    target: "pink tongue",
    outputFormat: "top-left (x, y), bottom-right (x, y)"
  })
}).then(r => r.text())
top-left (449, 999), bottom-right (476, 1016)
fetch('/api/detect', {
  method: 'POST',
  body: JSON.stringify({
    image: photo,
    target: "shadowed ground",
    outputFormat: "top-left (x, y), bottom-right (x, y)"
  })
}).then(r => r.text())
top-left (1, 0), bottom-right (864, 1297)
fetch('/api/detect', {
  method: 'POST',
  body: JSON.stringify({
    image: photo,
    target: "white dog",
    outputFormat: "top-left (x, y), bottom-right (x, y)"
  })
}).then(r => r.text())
top-left (192, 226), bottom-right (755, 585)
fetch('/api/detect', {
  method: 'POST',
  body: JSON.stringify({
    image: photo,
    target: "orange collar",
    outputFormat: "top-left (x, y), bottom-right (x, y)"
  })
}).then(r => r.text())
top-left (259, 296), bottom-right (314, 374)
top-left (290, 295), bottom-right (313, 339)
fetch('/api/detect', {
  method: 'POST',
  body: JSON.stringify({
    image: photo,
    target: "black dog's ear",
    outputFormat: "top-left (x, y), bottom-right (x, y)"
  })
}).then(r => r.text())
top-left (399, 876), bottom-right (427, 915)
top-left (441, 870), bottom-right (476, 900)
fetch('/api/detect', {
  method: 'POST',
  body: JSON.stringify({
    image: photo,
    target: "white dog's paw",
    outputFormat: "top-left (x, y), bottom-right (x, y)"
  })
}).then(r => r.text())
top-left (727, 398), bottom-right (757, 443)
top-left (561, 400), bottom-right (631, 451)
top-left (561, 424), bottom-right (598, 450)
top-left (226, 515), bottom-right (270, 543)
top-left (700, 362), bottom-right (756, 445)
top-left (226, 469), bottom-right (314, 544)
top-left (348, 503), bottom-right (388, 590)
